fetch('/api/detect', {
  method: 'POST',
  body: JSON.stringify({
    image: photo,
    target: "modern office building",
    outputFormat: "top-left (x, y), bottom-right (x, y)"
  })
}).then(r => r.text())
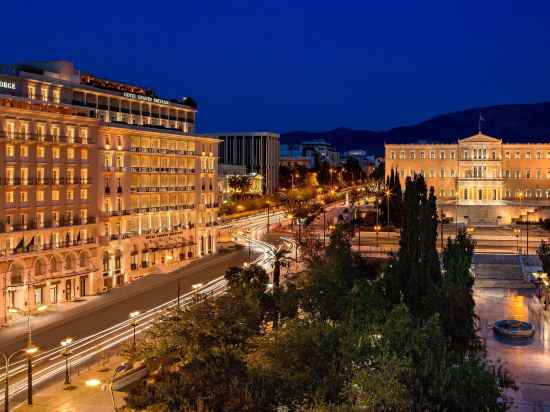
top-left (385, 133), bottom-right (550, 224)
top-left (212, 132), bottom-right (279, 194)
top-left (0, 60), bottom-right (219, 324)
top-left (281, 139), bottom-right (340, 169)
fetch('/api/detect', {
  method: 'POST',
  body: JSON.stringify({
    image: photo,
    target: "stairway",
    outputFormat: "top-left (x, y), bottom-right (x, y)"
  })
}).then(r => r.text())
top-left (474, 254), bottom-right (535, 289)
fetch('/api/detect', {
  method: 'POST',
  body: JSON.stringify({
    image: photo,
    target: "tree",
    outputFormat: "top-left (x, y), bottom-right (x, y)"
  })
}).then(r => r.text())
top-left (384, 174), bottom-right (441, 319)
top-left (537, 239), bottom-right (550, 275)
top-left (228, 175), bottom-right (252, 199)
top-left (369, 161), bottom-right (385, 182)
top-left (440, 229), bottom-right (478, 354)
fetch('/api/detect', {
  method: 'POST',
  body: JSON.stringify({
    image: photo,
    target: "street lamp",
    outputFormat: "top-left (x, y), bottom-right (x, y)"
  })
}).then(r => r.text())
top-left (192, 283), bottom-right (203, 303)
top-left (1, 345), bottom-right (38, 412)
top-left (455, 191), bottom-right (460, 236)
top-left (384, 189), bottom-right (391, 227)
top-left (129, 311), bottom-right (140, 349)
top-left (513, 228), bottom-right (521, 254)
top-left (374, 224), bottom-right (381, 254)
top-left (7, 304), bottom-right (46, 406)
top-left (466, 226), bottom-right (475, 236)
top-left (60, 337), bottom-right (73, 385)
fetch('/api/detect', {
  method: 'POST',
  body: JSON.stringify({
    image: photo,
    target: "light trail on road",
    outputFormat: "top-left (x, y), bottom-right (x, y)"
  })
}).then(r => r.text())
top-left (2, 219), bottom-right (277, 410)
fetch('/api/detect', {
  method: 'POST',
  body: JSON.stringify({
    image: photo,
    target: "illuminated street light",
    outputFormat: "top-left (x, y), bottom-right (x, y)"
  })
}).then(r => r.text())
top-left (85, 378), bottom-right (101, 387)
top-left (129, 311), bottom-right (140, 349)
top-left (60, 337), bottom-right (73, 385)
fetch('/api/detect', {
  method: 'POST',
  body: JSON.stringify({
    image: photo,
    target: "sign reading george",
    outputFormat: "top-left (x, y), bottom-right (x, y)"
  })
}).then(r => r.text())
top-left (0, 80), bottom-right (16, 90)
top-left (123, 92), bottom-right (169, 105)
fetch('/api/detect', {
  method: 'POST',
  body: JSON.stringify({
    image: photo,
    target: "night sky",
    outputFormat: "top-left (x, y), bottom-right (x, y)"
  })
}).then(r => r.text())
top-left (2, 0), bottom-right (550, 133)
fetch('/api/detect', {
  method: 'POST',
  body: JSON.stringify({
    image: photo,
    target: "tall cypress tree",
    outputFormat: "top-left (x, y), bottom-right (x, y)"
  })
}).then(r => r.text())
top-left (384, 174), bottom-right (442, 318)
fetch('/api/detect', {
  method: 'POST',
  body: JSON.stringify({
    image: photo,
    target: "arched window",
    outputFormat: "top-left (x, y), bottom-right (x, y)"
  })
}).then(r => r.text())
top-left (64, 254), bottom-right (76, 270)
top-left (10, 264), bottom-right (24, 285)
top-left (103, 253), bottom-right (110, 273)
top-left (51, 256), bottom-right (61, 273)
top-left (35, 259), bottom-right (47, 277)
top-left (79, 252), bottom-right (89, 268)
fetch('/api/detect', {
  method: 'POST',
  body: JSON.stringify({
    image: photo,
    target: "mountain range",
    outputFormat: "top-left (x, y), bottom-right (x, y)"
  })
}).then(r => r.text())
top-left (280, 102), bottom-right (550, 156)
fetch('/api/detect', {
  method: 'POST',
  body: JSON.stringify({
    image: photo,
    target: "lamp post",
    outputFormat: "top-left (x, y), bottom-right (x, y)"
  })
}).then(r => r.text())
top-left (266, 201), bottom-right (270, 233)
top-left (7, 304), bottom-right (46, 406)
top-left (1, 345), bottom-right (38, 412)
top-left (514, 228), bottom-right (520, 254)
top-left (60, 337), bottom-right (73, 385)
top-left (129, 311), bottom-right (140, 350)
top-left (192, 283), bottom-right (203, 303)
top-left (455, 191), bottom-right (459, 236)
top-left (385, 189), bottom-right (391, 227)
top-left (374, 224), bottom-right (381, 255)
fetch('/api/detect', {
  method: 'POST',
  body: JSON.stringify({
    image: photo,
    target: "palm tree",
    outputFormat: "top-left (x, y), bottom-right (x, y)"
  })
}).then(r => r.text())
top-left (267, 246), bottom-right (292, 289)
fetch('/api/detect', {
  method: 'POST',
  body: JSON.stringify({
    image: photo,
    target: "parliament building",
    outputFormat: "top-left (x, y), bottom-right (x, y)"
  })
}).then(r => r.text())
top-left (385, 133), bottom-right (550, 225)
top-left (0, 60), bottom-right (219, 324)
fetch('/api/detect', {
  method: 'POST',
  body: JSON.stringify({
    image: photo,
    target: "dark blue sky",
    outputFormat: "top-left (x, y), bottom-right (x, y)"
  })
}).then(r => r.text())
top-left (2, 0), bottom-right (550, 133)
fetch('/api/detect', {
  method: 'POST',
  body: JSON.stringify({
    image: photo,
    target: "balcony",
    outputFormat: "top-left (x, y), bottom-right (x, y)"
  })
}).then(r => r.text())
top-left (0, 237), bottom-right (96, 258)
top-left (0, 131), bottom-right (93, 144)
top-left (102, 210), bottom-right (131, 218)
top-left (0, 217), bottom-right (96, 233)
top-left (130, 186), bottom-right (195, 193)
top-left (129, 167), bottom-right (196, 174)
top-left (1, 177), bottom-right (92, 186)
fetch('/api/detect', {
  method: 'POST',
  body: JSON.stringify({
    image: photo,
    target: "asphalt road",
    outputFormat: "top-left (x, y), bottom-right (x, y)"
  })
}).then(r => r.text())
top-left (0, 248), bottom-right (249, 355)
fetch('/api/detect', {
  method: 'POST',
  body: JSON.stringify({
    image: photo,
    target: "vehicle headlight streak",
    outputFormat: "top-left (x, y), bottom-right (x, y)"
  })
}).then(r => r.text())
top-left (2, 230), bottom-right (275, 408)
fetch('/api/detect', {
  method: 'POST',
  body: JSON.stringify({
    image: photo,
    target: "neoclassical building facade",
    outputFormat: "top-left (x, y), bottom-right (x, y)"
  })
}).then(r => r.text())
top-left (385, 133), bottom-right (550, 224)
top-left (0, 60), bottom-right (219, 325)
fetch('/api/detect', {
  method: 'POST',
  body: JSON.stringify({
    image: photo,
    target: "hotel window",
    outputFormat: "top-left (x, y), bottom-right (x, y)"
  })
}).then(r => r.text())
top-left (537, 169), bottom-right (542, 179)
top-left (5, 167), bottom-right (14, 185)
top-left (547, 169), bottom-right (550, 178)
top-left (440, 189), bottom-right (445, 198)
top-left (449, 151), bottom-right (455, 159)
top-left (514, 151), bottom-right (520, 159)
top-left (526, 151), bottom-right (531, 159)
top-left (526, 169), bottom-right (531, 178)
top-left (5, 144), bottom-right (14, 157)
top-left (464, 189), bottom-right (468, 200)
top-left (37, 146), bottom-right (45, 158)
top-left (409, 151), bottom-right (415, 160)
top-left (463, 150), bottom-right (468, 159)
top-left (20, 167), bottom-right (28, 185)
top-left (537, 151), bottom-right (542, 159)
top-left (27, 84), bottom-right (35, 99)
top-left (526, 190), bottom-right (532, 198)
top-left (450, 169), bottom-right (455, 177)
top-left (52, 190), bottom-right (60, 201)
top-left (429, 169), bottom-right (435, 178)
top-left (440, 169), bottom-right (445, 178)
top-left (504, 170), bottom-right (510, 178)
top-left (80, 189), bottom-right (88, 200)
top-left (67, 127), bottom-right (75, 143)
top-left (536, 189), bottom-right (542, 199)
top-left (5, 191), bottom-right (14, 203)
top-left (504, 151), bottom-right (510, 159)
top-left (37, 212), bottom-right (44, 227)
top-left (5, 121), bottom-right (15, 138)
top-left (36, 124), bottom-right (46, 139)
top-left (515, 169), bottom-right (520, 178)
top-left (67, 147), bottom-right (75, 159)
top-left (390, 151), bottom-right (396, 160)
top-left (67, 189), bottom-right (74, 200)
top-left (440, 151), bottom-right (445, 159)
top-left (80, 128), bottom-right (88, 144)
top-left (36, 190), bottom-right (44, 202)
top-left (53, 147), bottom-right (60, 159)
top-left (492, 150), bottom-right (496, 160)
top-left (41, 86), bottom-right (48, 102)
top-left (52, 88), bottom-right (60, 104)
top-left (430, 151), bottom-right (435, 160)
top-left (506, 190), bottom-right (511, 198)
top-left (399, 151), bottom-right (405, 160)
top-left (67, 168), bottom-right (75, 184)
top-left (20, 145), bottom-right (28, 158)
top-left (81, 168), bottom-right (88, 184)
top-left (81, 148), bottom-right (88, 160)
top-left (105, 135), bottom-right (111, 147)
top-left (420, 151), bottom-right (425, 159)
top-left (117, 136), bottom-right (123, 147)
top-left (20, 191), bottom-right (28, 203)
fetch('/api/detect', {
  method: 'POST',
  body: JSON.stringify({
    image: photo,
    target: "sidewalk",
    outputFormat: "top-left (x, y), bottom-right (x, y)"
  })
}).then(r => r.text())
top-left (0, 249), bottom-right (242, 347)
top-left (13, 356), bottom-right (126, 412)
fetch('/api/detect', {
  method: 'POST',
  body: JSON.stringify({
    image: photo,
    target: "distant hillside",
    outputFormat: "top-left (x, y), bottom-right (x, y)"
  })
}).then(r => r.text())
top-left (281, 102), bottom-right (550, 155)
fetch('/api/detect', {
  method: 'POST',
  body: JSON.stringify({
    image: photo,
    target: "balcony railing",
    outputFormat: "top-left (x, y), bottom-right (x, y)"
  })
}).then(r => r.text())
top-left (1, 177), bottom-right (91, 186)
top-left (0, 237), bottom-right (96, 257)
top-left (129, 147), bottom-right (197, 156)
top-left (0, 217), bottom-right (96, 233)
top-left (132, 204), bottom-right (195, 214)
top-left (129, 167), bottom-right (196, 174)
top-left (130, 186), bottom-right (195, 193)
top-left (0, 131), bottom-right (93, 144)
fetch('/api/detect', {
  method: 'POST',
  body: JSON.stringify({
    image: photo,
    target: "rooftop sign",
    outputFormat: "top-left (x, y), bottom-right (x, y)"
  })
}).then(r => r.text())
top-left (123, 92), bottom-right (169, 105)
top-left (0, 80), bottom-right (16, 90)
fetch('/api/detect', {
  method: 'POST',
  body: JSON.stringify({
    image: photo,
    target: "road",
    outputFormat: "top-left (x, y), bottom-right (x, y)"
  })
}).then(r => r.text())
top-left (0, 211), bottom-right (282, 410)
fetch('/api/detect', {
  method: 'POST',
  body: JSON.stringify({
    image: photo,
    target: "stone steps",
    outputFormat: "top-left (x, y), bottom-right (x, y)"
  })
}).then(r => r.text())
top-left (473, 255), bottom-right (534, 289)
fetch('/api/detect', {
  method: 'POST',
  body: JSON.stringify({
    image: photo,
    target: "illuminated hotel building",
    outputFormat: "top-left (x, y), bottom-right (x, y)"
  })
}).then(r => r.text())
top-left (0, 60), bottom-right (219, 324)
top-left (385, 133), bottom-right (550, 224)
